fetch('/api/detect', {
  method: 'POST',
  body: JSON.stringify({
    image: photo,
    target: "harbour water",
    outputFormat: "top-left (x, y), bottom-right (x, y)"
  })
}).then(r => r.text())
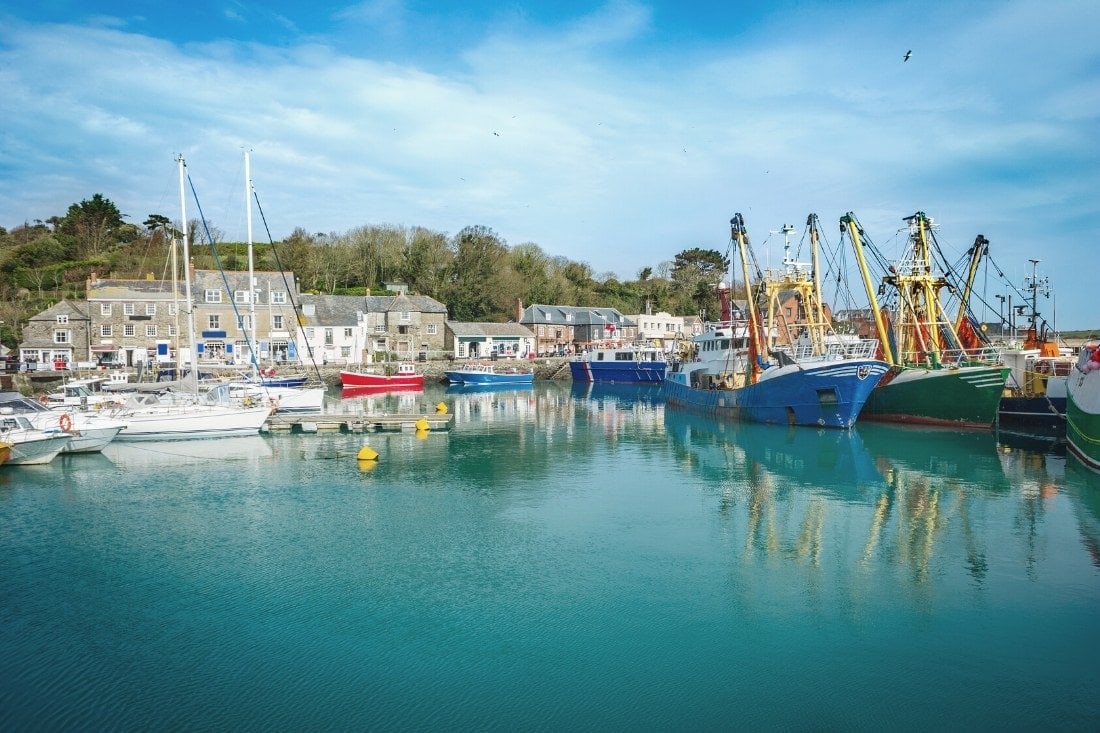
top-left (2, 383), bottom-right (1098, 730)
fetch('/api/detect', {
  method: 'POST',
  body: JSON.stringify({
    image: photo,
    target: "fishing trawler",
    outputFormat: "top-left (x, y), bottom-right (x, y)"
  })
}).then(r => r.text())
top-left (842, 211), bottom-right (1009, 428)
top-left (663, 214), bottom-right (888, 429)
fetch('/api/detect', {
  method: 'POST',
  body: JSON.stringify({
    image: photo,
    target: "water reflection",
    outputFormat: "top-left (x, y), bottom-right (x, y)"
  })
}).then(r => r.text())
top-left (662, 410), bottom-right (1100, 593)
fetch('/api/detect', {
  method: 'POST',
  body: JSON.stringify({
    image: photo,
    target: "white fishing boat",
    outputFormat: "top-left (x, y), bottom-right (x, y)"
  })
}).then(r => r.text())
top-left (0, 391), bottom-right (126, 453)
top-left (1066, 341), bottom-right (1100, 473)
top-left (0, 413), bottom-right (71, 465)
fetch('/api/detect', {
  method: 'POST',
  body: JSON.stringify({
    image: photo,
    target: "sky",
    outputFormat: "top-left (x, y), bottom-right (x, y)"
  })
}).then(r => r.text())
top-left (1, 0), bottom-right (1097, 329)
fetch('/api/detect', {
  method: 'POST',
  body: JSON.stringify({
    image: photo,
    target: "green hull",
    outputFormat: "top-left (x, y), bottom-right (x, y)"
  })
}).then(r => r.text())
top-left (1066, 369), bottom-right (1100, 472)
top-left (860, 365), bottom-right (1009, 428)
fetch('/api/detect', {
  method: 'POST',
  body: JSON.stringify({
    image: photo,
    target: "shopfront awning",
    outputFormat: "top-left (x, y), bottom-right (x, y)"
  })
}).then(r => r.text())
top-left (90, 345), bottom-right (117, 352)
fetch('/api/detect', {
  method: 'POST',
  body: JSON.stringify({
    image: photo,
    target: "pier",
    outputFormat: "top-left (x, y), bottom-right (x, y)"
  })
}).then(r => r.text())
top-left (264, 412), bottom-right (454, 433)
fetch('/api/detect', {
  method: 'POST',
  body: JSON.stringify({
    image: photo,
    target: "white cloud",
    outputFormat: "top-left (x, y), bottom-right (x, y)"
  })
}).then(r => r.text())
top-left (0, 1), bottom-right (1097, 327)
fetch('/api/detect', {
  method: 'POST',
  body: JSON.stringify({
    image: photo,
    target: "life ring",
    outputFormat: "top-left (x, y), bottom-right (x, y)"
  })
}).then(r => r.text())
top-left (39, 393), bottom-right (49, 405)
top-left (58, 413), bottom-right (73, 432)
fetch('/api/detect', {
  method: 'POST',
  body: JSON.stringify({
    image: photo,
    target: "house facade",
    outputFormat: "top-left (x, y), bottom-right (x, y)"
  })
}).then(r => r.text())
top-left (517, 303), bottom-right (638, 355)
top-left (18, 300), bottom-right (94, 369)
top-left (299, 292), bottom-right (448, 365)
top-left (445, 322), bottom-right (536, 360)
top-left (78, 270), bottom-right (303, 368)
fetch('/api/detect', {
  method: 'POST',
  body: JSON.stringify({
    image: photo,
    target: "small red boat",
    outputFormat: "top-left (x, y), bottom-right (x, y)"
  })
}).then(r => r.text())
top-left (339, 362), bottom-right (425, 389)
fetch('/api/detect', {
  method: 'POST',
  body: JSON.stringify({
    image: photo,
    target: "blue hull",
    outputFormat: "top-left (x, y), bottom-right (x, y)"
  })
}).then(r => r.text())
top-left (568, 361), bottom-right (666, 383)
top-left (663, 360), bottom-right (888, 428)
top-left (445, 371), bottom-right (533, 385)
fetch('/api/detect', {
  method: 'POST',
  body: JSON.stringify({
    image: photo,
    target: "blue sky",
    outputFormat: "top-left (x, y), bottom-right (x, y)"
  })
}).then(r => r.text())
top-left (2, 1), bottom-right (1097, 329)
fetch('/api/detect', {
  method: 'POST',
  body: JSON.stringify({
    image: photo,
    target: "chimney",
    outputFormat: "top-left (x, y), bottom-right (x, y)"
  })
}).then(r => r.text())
top-left (516, 299), bottom-right (524, 323)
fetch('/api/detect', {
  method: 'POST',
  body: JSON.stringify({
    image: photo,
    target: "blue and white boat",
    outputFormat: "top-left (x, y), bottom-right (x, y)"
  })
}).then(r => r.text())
top-left (445, 362), bottom-right (535, 385)
top-left (569, 344), bottom-right (667, 383)
top-left (662, 213), bottom-right (889, 429)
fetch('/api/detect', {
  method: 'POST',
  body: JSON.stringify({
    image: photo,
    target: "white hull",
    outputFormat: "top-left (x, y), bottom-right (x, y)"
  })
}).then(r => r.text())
top-left (0, 417), bottom-right (71, 465)
top-left (111, 403), bottom-right (271, 441)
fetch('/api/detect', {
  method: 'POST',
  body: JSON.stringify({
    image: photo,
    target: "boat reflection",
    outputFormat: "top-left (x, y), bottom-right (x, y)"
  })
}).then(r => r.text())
top-left (663, 411), bottom-right (1100, 595)
top-left (569, 381), bottom-right (664, 406)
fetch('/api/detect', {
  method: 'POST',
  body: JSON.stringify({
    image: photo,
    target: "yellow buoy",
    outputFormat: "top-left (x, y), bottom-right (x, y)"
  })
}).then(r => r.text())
top-left (356, 445), bottom-right (379, 461)
top-left (415, 418), bottom-right (430, 432)
top-left (357, 460), bottom-right (377, 473)
top-left (435, 402), bottom-right (448, 414)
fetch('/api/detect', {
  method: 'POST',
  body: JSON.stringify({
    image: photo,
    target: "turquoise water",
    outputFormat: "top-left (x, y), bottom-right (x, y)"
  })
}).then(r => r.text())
top-left (2, 382), bottom-right (1098, 731)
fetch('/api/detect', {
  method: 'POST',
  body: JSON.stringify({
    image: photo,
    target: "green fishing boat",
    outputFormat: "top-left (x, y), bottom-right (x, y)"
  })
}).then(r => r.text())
top-left (843, 211), bottom-right (1009, 428)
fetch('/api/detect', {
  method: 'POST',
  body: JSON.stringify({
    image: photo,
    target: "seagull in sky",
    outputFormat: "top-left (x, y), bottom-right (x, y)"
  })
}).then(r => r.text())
top-left (903, 49), bottom-right (912, 62)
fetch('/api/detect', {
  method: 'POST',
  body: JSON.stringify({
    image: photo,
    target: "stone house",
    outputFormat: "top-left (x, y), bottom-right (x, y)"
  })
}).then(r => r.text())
top-left (516, 303), bottom-right (637, 355)
top-left (298, 292), bottom-right (448, 365)
top-left (80, 270), bottom-right (303, 367)
top-left (18, 300), bottom-right (93, 369)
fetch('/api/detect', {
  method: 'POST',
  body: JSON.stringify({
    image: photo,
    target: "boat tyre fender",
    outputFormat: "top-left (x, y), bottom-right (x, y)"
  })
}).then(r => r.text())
top-left (59, 413), bottom-right (73, 432)
top-left (243, 396), bottom-right (254, 407)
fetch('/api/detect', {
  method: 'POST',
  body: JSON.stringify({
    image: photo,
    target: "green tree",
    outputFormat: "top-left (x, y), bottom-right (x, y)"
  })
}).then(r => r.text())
top-left (671, 247), bottom-right (729, 318)
top-left (59, 194), bottom-right (125, 257)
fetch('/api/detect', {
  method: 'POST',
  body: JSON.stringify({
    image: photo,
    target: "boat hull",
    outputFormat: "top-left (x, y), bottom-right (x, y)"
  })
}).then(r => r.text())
top-left (1, 434), bottom-right (70, 465)
top-left (445, 370), bottom-right (533, 385)
top-left (663, 360), bottom-right (888, 429)
top-left (112, 404), bottom-right (272, 441)
top-left (339, 370), bottom-right (425, 389)
top-left (860, 365), bottom-right (1009, 429)
top-left (997, 394), bottom-right (1067, 434)
top-left (1066, 359), bottom-right (1100, 472)
top-left (568, 360), bottom-right (666, 383)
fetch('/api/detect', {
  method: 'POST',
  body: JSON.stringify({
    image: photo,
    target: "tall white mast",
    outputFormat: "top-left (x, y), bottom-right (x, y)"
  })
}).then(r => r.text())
top-left (245, 149), bottom-right (258, 377)
top-left (177, 155), bottom-right (199, 391)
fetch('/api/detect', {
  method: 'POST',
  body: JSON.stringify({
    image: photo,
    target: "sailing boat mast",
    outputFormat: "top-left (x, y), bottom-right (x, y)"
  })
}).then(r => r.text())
top-left (177, 155), bottom-right (199, 391)
top-left (244, 150), bottom-right (258, 378)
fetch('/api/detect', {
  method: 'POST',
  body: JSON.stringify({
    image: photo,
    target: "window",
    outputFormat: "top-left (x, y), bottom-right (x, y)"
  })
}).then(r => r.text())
top-left (53, 329), bottom-right (70, 344)
top-left (374, 325), bottom-right (386, 333)
top-left (146, 303), bottom-right (156, 316)
top-left (235, 290), bottom-right (250, 304)
top-left (305, 328), bottom-right (315, 340)
top-left (56, 315), bottom-right (69, 324)
top-left (324, 328), bottom-right (333, 346)
top-left (237, 315), bottom-right (253, 331)
top-left (373, 338), bottom-right (387, 351)
top-left (344, 328), bottom-right (353, 339)
top-left (168, 303), bottom-right (177, 316)
top-left (124, 324), bottom-right (135, 337)
top-left (426, 323), bottom-right (437, 335)
top-left (100, 303), bottom-right (112, 316)
top-left (340, 347), bottom-right (351, 358)
top-left (271, 291), bottom-right (287, 304)
top-left (124, 303), bottom-right (135, 316)
top-left (168, 325), bottom-right (177, 337)
top-left (205, 289), bottom-right (222, 303)
top-left (146, 325), bottom-right (157, 337)
top-left (400, 311), bottom-right (411, 323)
top-left (272, 314), bottom-right (284, 330)
top-left (100, 325), bottom-right (112, 337)
top-left (208, 315), bottom-right (220, 330)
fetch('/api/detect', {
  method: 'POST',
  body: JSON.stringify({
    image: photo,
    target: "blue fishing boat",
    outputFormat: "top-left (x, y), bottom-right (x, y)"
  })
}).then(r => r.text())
top-left (569, 344), bottom-right (667, 383)
top-left (444, 362), bottom-right (534, 386)
top-left (663, 213), bottom-right (889, 429)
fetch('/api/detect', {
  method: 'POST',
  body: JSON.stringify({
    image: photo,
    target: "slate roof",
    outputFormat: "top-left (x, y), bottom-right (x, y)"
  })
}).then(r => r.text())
top-left (447, 322), bottom-right (535, 338)
top-left (519, 304), bottom-right (635, 327)
top-left (299, 293), bottom-right (447, 326)
top-left (86, 277), bottom-right (184, 300)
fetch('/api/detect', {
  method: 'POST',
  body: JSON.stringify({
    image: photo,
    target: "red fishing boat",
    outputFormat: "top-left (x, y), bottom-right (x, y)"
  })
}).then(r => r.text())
top-left (339, 362), bottom-right (424, 389)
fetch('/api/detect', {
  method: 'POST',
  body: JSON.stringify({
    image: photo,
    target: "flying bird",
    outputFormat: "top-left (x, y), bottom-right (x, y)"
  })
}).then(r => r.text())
top-left (493, 131), bottom-right (500, 137)
top-left (903, 49), bottom-right (912, 62)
